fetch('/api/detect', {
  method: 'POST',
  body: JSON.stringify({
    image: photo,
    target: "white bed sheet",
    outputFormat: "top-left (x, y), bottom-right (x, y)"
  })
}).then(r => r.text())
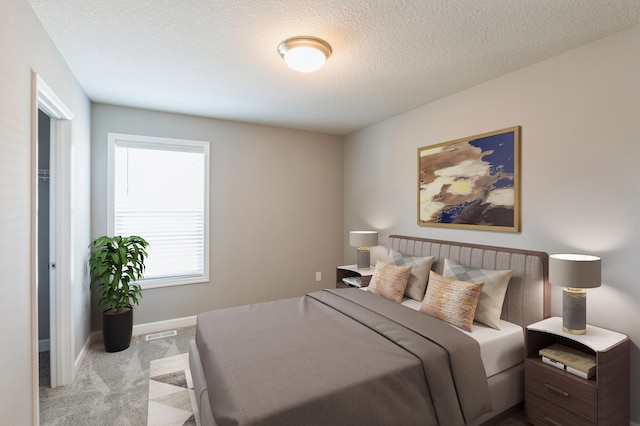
top-left (400, 297), bottom-right (524, 377)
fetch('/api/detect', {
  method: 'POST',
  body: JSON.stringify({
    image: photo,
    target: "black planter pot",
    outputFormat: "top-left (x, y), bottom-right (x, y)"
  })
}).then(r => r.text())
top-left (103, 307), bottom-right (133, 352)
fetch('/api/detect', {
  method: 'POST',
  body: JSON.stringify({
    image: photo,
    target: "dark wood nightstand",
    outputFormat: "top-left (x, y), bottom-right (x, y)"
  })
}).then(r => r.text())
top-left (336, 265), bottom-right (374, 288)
top-left (525, 317), bottom-right (629, 425)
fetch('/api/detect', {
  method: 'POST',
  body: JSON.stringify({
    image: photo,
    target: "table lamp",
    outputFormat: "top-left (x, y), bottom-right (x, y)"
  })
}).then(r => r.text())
top-left (549, 253), bottom-right (601, 335)
top-left (349, 231), bottom-right (378, 270)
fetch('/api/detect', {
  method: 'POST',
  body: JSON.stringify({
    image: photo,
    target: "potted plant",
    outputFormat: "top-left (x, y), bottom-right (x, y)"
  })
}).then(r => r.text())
top-left (89, 235), bottom-right (149, 352)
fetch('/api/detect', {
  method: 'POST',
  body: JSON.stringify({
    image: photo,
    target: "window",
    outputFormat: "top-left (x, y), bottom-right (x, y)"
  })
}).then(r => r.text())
top-left (108, 133), bottom-right (209, 289)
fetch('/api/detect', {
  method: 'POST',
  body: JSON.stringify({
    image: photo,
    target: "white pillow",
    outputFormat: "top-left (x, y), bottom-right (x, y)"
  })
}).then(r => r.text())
top-left (442, 259), bottom-right (512, 330)
top-left (387, 249), bottom-right (435, 301)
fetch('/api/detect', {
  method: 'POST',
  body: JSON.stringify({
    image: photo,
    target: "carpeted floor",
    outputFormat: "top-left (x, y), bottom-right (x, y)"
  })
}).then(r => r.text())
top-left (39, 326), bottom-right (195, 426)
top-left (40, 325), bottom-right (528, 425)
top-left (39, 350), bottom-right (51, 388)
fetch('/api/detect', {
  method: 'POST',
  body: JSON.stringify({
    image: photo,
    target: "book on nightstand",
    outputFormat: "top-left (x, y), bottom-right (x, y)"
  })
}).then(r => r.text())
top-left (539, 343), bottom-right (596, 379)
top-left (342, 276), bottom-right (362, 287)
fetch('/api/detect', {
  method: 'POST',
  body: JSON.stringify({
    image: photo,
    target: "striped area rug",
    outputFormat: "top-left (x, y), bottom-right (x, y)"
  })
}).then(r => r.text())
top-left (148, 353), bottom-right (199, 426)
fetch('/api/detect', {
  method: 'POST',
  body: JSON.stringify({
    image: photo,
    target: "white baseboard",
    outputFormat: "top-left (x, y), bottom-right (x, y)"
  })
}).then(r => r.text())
top-left (73, 334), bottom-right (94, 380)
top-left (63, 317), bottom-right (195, 388)
top-left (39, 338), bottom-right (50, 352)
top-left (90, 315), bottom-right (197, 344)
top-left (132, 315), bottom-right (197, 337)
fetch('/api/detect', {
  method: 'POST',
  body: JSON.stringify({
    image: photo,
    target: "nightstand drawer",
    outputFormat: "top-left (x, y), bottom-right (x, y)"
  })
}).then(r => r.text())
top-left (526, 391), bottom-right (596, 426)
top-left (525, 359), bottom-right (597, 421)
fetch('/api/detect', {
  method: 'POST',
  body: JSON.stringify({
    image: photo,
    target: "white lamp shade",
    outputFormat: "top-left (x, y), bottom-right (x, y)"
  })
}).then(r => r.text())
top-left (349, 231), bottom-right (378, 248)
top-left (549, 254), bottom-right (601, 289)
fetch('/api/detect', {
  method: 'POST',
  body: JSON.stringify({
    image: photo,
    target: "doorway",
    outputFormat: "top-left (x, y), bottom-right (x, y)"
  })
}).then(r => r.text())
top-left (32, 74), bottom-right (75, 422)
top-left (37, 109), bottom-right (52, 388)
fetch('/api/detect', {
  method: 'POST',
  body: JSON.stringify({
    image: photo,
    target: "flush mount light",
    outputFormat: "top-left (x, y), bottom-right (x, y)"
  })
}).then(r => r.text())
top-left (278, 36), bottom-right (332, 73)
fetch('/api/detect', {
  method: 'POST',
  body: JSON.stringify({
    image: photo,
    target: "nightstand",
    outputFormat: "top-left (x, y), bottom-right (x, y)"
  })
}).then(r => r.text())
top-left (336, 265), bottom-right (374, 288)
top-left (525, 317), bottom-right (629, 425)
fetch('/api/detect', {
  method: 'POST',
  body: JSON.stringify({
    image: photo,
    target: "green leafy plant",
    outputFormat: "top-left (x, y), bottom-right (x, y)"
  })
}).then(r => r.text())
top-left (89, 235), bottom-right (149, 312)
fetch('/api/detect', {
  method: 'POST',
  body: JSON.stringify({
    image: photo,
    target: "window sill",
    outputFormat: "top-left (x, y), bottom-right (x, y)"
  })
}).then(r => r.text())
top-left (140, 275), bottom-right (208, 290)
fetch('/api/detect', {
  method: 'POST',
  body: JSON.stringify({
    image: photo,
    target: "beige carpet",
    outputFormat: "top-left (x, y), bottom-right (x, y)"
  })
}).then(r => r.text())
top-left (147, 353), bottom-right (198, 426)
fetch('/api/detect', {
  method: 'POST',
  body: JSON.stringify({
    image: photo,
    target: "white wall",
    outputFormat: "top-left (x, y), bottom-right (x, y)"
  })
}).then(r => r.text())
top-left (0, 0), bottom-right (92, 424)
top-left (344, 24), bottom-right (640, 423)
top-left (91, 104), bottom-right (344, 328)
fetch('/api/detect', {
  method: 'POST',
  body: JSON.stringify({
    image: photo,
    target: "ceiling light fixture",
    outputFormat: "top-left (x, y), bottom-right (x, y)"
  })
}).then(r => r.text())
top-left (278, 36), bottom-right (332, 73)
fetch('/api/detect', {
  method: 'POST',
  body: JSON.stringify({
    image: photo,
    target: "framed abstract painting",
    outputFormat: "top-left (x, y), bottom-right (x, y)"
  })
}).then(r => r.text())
top-left (418, 126), bottom-right (521, 232)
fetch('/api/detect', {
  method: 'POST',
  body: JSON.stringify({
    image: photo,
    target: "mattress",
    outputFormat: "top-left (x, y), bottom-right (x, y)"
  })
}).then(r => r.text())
top-left (401, 297), bottom-right (524, 377)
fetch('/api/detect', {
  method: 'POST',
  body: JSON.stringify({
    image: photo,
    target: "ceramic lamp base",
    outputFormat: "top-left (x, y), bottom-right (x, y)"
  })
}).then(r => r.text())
top-left (562, 287), bottom-right (587, 335)
top-left (356, 247), bottom-right (371, 269)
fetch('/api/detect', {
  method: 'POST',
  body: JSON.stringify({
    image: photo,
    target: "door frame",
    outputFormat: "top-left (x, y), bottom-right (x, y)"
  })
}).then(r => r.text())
top-left (31, 72), bottom-right (74, 422)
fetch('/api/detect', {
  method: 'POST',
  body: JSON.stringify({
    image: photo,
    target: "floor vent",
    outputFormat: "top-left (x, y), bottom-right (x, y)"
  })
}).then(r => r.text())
top-left (145, 330), bottom-right (178, 341)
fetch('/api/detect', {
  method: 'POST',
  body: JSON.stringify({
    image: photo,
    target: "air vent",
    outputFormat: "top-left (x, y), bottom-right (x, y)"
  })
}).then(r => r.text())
top-left (145, 330), bottom-right (177, 341)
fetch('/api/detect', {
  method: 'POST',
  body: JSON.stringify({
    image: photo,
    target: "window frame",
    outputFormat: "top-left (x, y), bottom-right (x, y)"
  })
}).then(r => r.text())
top-left (107, 132), bottom-right (210, 289)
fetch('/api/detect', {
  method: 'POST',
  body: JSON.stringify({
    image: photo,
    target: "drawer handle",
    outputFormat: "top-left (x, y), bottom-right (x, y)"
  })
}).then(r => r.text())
top-left (544, 383), bottom-right (570, 398)
top-left (544, 415), bottom-right (564, 426)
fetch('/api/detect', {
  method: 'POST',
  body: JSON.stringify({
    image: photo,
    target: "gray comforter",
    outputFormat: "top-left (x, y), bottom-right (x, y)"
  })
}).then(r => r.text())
top-left (195, 288), bottom-right (492, 425)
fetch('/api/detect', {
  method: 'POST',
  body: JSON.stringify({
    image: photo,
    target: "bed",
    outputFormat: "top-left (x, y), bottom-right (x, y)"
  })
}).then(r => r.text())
top-left (189, 235), bottom-right (550, 425)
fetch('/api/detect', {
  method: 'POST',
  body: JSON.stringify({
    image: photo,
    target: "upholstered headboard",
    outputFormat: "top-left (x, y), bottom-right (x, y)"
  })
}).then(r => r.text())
top-left (388, 235), bottom-right (550, 328)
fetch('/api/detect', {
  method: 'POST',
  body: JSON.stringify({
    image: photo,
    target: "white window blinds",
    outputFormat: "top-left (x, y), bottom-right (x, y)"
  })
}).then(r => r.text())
top-left (108, 133), bottom-right (210, 288)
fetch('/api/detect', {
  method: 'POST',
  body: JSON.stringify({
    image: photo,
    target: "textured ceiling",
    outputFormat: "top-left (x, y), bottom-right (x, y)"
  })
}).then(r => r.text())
top-left (27, 0), bottom-right (640, 135)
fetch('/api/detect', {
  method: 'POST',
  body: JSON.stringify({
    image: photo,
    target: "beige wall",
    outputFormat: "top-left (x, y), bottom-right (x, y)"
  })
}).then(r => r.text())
top-left (91, 104), bottom-right (344, 327)
top-left (344, 25), bottom-right (640, 424)
top-left (0, 0), bottom-right (92, 424)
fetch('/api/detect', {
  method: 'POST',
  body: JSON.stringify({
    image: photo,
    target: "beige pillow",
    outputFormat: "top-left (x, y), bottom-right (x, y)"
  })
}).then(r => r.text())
top-left (420, 271), bottom-right (484, 332)
top-left (387, 249), bottom-right (435, 301)
top-left (368, 260), bottom-right (412, 303)
top-left (442, 259), bottom-right (513, 330)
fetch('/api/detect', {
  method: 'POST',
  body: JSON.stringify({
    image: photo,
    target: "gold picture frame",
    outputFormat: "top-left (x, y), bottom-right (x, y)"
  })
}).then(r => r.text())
top-left (418, 126), bottom-right (521, 232)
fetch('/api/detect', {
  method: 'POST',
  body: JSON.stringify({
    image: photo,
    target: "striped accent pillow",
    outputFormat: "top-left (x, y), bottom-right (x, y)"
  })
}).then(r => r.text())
top-left (420, 271), bottom-right (484, 332)
top-left (368, 260), bottom-right (412, 303)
